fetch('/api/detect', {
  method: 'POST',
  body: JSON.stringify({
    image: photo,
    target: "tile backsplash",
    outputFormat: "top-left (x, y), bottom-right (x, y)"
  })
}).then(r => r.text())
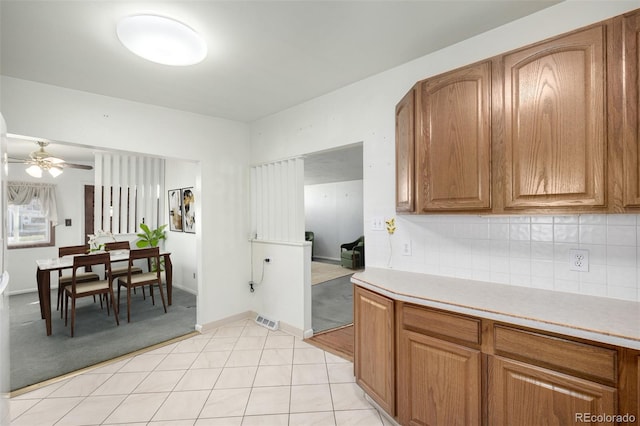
top-left (378, 214), bottom-right (640, 302)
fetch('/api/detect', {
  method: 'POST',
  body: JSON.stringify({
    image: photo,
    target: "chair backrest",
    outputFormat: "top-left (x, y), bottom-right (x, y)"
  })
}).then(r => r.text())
top-left (104, 241), bottom-right (131, 251)
top-left (59, 245), bottom-right (90, 257)
top-left (71, 252), bottom-right (111, 291)
top-left (128, 247), bottom-right (161, 278)
top-left (59, 245), bottom-right (91, 275)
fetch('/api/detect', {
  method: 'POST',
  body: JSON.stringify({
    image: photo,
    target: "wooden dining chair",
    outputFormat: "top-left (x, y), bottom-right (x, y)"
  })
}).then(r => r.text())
top-left (57, 245), bottom-right (100, 317)
top-left (64, 252), bottom-right (119, 337)
top-left (117, 247), bottom-right (167, 322)
top-left (104, 241), bottom-right (143, 294)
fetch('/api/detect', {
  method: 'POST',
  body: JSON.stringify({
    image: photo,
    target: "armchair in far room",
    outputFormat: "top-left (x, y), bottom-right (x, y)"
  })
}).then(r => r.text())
top-left (340, 235), bottom-right (364, 269)
top-left (305, 231), bottom-right (314, 259)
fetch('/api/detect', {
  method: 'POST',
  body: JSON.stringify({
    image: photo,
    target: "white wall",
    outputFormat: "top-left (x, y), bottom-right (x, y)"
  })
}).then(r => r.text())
top-left (250, 0), bottom-right (640, 314)
top-left (1, 76), bottom-right (251, 327)
top-left (249, 240), bottom-right (311, 336)
top-left (164, 159), bottom-right (197, 294)
top-left (304, 180), bottom-right (363, 261)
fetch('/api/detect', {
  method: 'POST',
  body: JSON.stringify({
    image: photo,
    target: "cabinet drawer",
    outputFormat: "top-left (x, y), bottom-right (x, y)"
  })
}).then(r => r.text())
top-left (494, 325), bottom-right (617, 384)
top-left (401, 304), bottom-right (481, 346)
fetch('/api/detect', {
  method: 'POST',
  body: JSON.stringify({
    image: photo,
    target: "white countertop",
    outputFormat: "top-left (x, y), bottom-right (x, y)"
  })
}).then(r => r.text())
top-left (352, 267), bottom-right (640, 350)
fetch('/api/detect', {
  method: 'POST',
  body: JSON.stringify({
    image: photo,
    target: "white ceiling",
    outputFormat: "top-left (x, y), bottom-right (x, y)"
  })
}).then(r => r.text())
top-left (304, 144), bottom-right (363, 186)
top-left (1, 1), bottom-right (561, 183)
top-left (0, 1), bottom-right (561, 124)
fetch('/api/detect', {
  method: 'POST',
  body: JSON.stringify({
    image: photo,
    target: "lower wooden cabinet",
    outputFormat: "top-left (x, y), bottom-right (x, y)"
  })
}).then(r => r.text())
top-left (488, 356), bottom-right (617, 426)
top-left (353, 285), bottom-right (395, 414)
top-left (398, 330), bottom-right (481, 426)
top-left (353, 285), bottom-right (639, 426)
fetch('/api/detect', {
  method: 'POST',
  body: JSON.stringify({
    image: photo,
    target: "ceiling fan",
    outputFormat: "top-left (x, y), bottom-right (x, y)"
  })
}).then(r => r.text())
top-left (9, 141), bottom-right (93, 178)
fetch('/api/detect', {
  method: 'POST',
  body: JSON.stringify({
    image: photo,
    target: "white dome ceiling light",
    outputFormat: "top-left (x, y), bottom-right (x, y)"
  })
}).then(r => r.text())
top-left (117, 14), bottom-right (207, 66)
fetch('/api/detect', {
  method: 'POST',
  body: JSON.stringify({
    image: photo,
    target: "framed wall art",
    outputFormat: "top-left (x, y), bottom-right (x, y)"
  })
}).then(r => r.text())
top-left (182, 187), bottom-right (195, 233)
top-left (168, 189), bottom-right (183, 232)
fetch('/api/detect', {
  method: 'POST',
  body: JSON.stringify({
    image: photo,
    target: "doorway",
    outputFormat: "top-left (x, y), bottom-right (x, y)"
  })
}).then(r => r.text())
top-left (304, 143), bottom-right (363, 333)
top-left (5, 136), bottom-right (198, 391)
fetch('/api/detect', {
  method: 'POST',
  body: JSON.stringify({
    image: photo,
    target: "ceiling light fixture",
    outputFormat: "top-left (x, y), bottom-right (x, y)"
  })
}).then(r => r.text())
top-left (26, 162), bottom-right (63, 178)
top-left (116, 14), bottom-right (207, 66)
top-left (22, 142), bottom-right (66, 178)
top-left (26, 165), bottom-right (43, 178)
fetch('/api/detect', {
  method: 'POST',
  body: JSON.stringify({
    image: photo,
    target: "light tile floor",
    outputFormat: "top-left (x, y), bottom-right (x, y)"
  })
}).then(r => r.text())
top-left (10, 318), bottom-right (392, 426)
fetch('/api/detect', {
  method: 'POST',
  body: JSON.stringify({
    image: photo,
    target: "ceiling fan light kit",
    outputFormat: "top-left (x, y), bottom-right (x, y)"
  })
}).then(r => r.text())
top-left (25, 165), bottom-right (43, 178)
top-left (10, 141), bottom-right (93, 178)
top-left (116, 14), bottom-right (207, 66)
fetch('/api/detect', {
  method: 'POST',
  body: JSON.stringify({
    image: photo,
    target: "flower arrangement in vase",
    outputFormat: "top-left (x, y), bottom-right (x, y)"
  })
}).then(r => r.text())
top-left (385, 217), bottom-right (396, 267)
top-left (87, 230), bottom-right (116, 253)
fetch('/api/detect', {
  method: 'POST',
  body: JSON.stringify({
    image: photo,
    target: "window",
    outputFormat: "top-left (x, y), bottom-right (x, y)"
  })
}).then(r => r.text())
top-left (7, 198), bottom-right (55, 248)
top-left (7, 181), bottom-right (58, 249)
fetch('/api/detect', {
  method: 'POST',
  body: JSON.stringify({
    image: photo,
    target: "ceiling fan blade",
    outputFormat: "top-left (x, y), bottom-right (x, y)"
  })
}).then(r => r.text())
top-left (43, 156), bottom-right (65, 164)
top-left (60, 163), bottom-right (93, 170)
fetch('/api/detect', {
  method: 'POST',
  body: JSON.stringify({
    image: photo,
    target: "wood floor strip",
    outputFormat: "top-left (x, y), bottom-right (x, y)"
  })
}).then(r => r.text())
top-left (305, 324), bottom-right (354, 362)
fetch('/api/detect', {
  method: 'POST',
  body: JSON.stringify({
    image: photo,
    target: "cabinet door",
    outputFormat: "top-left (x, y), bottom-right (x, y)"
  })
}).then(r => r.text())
top-left (417, 60), bottom-right (492, 212)
top-left (503, 25), bottom-right (607, 209)
top-left (354, 286), bottom-right (395, 415)
top-left (396, 87), bottom-right (416, 212)
top-left (398, 329), bottom-right (481, 426)
top-left (489, 356), bottom-right (617, 426)
top-left (623, 12), bottom-right (640, 207)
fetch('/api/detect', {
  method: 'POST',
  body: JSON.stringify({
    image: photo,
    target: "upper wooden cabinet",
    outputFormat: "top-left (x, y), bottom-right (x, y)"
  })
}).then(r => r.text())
top-left (395, 87), bottom-right (416, 213)
top-left (417, 61), bottom-right (492, 212)
top-left (395, 14), bottom-right (640, 214)
top-left (622, 11), bottom-right (640, 208)
top-left (502, 25), bottom-right (607, 210)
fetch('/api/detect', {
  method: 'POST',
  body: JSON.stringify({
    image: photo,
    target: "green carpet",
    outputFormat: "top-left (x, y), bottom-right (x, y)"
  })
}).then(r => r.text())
top-left (9, 287), bottom-right (196, 391)
top-left (312, 274), bottom-right (353, 333)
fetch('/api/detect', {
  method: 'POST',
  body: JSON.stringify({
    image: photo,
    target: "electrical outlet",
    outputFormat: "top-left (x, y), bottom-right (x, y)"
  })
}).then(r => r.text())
top-left (402, 240), bottom-right (412, 256)
top-left (569, 249), bottom-right (589, 272)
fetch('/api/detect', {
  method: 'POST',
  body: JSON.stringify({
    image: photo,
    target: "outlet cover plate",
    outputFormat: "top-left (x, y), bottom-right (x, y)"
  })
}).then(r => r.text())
top-left (402, 240), bottom-right (412, 256)
top-left (569, 249), bottom-right (589, 272)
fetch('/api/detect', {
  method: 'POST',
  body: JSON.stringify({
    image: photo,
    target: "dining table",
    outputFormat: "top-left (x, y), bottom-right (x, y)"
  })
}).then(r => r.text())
top-left (35, 249), bottom-right (173, 336)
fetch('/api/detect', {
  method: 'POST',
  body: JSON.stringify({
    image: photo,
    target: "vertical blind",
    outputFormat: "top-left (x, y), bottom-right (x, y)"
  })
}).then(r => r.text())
top-left (94, 153), bottom-right (165, 234)
top-left (250, 157), bottom-right (304, 242)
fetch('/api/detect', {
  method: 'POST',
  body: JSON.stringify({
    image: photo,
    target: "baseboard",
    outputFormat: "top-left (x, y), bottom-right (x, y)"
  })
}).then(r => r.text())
top-left (172, 283), bottom-right (197, 295)
top-left (197, 311), bottom-right (307, 339)
top-left (277, 320), bottom-right (305, 339)
top-left (8, 288), bottom-right (47, 297)
top-left (196, 311), bottom-right (254, 333)
top-left (313, 256), bottom-right (340, 262)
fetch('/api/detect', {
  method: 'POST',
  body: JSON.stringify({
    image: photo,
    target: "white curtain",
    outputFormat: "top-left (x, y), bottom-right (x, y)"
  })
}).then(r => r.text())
top-left (7, 181), bottom-right (59, 225)
top-left (94, 153), bottom-right (165, 234)
top-left (250, 157), bottom-right (304, 242)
